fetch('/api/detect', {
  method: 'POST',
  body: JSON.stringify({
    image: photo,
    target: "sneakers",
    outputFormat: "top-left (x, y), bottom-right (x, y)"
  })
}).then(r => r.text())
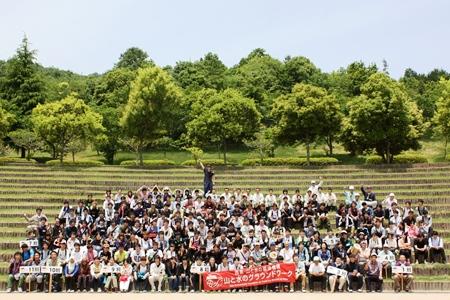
top-left (348, 289), bottom-right (353, 293)
top-left (18, 287), bottom-right (23, 293)
top-left (90, 288), bottom-right (94, 292)
top-left (97, 289), bottom-right (102, 293)
top-left (289, 289), bottom-right (294, 293)
top-left (302, 289), bottom-right (306, 293)
top-left (6, 288), bottom-right (11, 293)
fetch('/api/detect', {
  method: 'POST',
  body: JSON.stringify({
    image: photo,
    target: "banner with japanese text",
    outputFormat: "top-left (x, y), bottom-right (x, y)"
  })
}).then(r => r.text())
top-left (202, 263), bottom-right (296, 291)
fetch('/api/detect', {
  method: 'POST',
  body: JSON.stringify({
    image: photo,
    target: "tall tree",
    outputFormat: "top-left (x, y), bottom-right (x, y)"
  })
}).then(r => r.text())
top-left (115, 47), bottom-right (153, 70)
top-left (344, 72), bottom-right (424, 163)
top-left (271, 83), bottom-right (339, 164)
top-left (1, 37), bottom-right (45, 156)
top-left (0, 104), bottom-right (14, 139)
top-left (432, 78), bottom-right (450, 159)
top-left (31, 94), bottom-right (104, 163)
top-left (120, 66), bottom-right (182, 165)
top-left (282, 56), bottom-right (322, 91)
top-left (187, 89), bottom-right (261, 164)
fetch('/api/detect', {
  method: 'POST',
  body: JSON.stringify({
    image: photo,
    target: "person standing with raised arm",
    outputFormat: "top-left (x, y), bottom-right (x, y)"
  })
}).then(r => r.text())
top-left (199, 160), bottom-right (214, 195)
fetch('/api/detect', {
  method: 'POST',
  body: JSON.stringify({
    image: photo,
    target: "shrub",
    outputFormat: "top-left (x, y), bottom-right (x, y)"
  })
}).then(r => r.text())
top-left (181, 159), bottom-right (230, 166)
top-left (240, 157), bottom-right (339, 166)
top-left (33, 156), bottom-right (55, 164)
top-left (45, 160), bottom-right (104, 167)
top-left (366, 154), bottom-right (428, 164)
top-left (0, 157), bottom-right (36, 164)
top-left (120, 159), bottom-right (176, 167)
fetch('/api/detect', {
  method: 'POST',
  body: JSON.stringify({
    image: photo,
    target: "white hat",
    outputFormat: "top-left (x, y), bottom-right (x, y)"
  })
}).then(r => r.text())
top-left (349, 185), bottom-right (355, 190)
top-left (313, 256), bottom-right (320, 262)
top-left (311, 180), bottom-right (316, 184)
top-left (355, 192), bottom-right (360, 197)
top-left (389, 192), bottom-right (395, 197)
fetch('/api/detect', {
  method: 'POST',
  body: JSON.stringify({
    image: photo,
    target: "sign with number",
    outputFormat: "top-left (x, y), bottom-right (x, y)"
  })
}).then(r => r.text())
top-left (41, 266), bottom-right (62, 274)
top-left (101, 266), bottom-right (122, 273)
top-left (327, 266), bottom-right (348, 277)
top-left (20, 266), bottom-right (41, 274)
top-left (392, 266), bottom-right (413, 274)
top-left (19, 240), bottom-right (39, 247)
top-left (378, 253), bottom-right (395, 263)
top-left (191, 265), bottom-right (211, 273)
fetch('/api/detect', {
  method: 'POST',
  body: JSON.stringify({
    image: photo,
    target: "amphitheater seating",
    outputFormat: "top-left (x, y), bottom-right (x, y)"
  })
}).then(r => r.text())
top-left (0, 163), bottom-right (449, 290)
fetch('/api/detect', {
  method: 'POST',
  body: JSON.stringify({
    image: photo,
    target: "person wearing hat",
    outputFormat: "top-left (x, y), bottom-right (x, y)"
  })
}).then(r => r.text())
top-left (308, 256), bottom-right (326, 292)
top-left (378, 244), bottom-right (395, 277)
top-left (364, 253), bottom-right (383, 292)
top-left (308, 176), bottom-right (323, 195)
top-left (344, 185), bottom-right (356, 206)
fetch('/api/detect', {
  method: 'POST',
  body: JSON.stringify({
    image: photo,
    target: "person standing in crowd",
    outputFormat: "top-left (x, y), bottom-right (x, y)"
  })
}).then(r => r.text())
top-left (6, 252), bottom-right (25, 293)
top-left (199, 160), bottom-right (214, 195)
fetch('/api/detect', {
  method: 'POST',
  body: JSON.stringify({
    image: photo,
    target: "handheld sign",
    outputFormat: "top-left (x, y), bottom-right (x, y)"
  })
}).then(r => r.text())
top-left (101, 265), bottom-right (122, 273)
top-left (327, 266), bottom-right (348, 277)
top-left (392, 266), bottom-right (413, 274)
top-left (19, 240), bottom-right (39, 247)
top-left (20, 266), bottom-right (41, 274)
top-left (41, 266), bottom-right (62, 274)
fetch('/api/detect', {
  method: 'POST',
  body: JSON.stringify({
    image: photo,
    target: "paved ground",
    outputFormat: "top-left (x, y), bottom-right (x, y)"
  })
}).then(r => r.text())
top-left (1, 292), bottom-right (449, 300)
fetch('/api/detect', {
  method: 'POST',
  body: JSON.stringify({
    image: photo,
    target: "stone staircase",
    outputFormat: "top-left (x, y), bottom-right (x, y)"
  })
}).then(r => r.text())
top-left (0, 163), bottom-right (449, 290)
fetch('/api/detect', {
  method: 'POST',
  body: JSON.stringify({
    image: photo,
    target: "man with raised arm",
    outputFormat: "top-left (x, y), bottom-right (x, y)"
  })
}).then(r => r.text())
top-left (199, 160), bottom-right (214, 195)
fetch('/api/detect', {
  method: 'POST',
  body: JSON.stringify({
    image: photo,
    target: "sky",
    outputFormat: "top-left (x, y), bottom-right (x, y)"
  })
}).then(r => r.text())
top-left (1, 0), bottom-right (449, 78)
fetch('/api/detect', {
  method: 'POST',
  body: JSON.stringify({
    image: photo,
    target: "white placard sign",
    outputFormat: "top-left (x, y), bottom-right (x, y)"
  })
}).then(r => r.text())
top-left (20, 266), bottom-right (41, 274)
top-left (40, 266), bottom-right (62, 274)
top-left (392, 266), bottom-right (413, 274)
top-left (101, 265), bottom-right (122, 273)
top-left (191, 265), bottom-right (211, 273)
top-left (327, 266), bottom-right (348, 277)
top-left (19, 240), bottom-right (39, 247)
top-left (378, 253), bottom-right (396, 263)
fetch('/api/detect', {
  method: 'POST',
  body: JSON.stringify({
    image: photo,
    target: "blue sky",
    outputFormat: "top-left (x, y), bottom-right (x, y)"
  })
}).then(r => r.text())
top-left (1, 0), bottom-right (449, 78)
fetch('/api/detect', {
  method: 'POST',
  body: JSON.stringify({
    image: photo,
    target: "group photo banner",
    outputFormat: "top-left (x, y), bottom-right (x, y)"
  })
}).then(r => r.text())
top-left (202, 263), bottom-right (296, 291)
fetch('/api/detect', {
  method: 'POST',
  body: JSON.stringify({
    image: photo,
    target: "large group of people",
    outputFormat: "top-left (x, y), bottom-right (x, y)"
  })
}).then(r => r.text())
top-left (6, 169), bottom-right (447, 293)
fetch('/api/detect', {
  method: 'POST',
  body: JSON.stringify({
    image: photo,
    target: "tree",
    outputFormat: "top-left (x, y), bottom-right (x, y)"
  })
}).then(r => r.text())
top-left (8, 129), bottom-right (42, 160)
top-left (93, 68), bottom-right (136, 107)
top-left (0, 37), bottom-right (45, 157)
top-left (187, 89), bottom-right (261, 164)
top-left (31, 94), bottom-right (104, 163)
top-left (120, 66), bottom-right (182, 165)
top-left (344, 72), bottom-right (424, 163)
top-left (244, 127), bottom-right (275, 163)
top-left (115, 47), bottom-right (153, 70)
top-left (282, 56), bottom-right (322, 92)
top-left (329, 61), bottom-right (378, 98)
top-left (271, 83), bottom-right (339, 164)
top-left (432, 78), bottom-right (450, 159)
top-left (0, 104), bottom-right (14, 139)
top-left (95, 106), bottom-right (122, 164)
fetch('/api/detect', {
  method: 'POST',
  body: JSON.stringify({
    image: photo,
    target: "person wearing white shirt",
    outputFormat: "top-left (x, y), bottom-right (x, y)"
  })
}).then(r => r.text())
top-left (279, 242), bottom-right (294, 262)
top-left (293, 255), bottom-right (307, 292)
top-left (130, 245), bottom-right (145, 265)
top-left (265, 189), bottom-right (277, 207)
top-left (149, 256), bottom-right (165, 292)
top-left (308, 256), bottom-right (326, 292)
top-left (69, 242), bottom-right (85, 264)
top-left (324, 188), bottom-right (337, 209)
top-left (308, 178), bottom-right (323, 195)
top-left (254, 219), bottom-right (269, 239)
top-left (250, 188), bottom-right (265, 206)
top-left (220, 188), bottom-right (232, 202)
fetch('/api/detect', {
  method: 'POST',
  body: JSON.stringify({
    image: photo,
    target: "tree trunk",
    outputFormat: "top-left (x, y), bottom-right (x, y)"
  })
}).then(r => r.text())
top-left (327, 136), bottom-right (333, 156)
top-left (306, 142), bottom-right (311, 166)
top-left (223, 140), bottom-right (227, 165)
top-left (60, 150), bottom-right (64, 163)
top-left (52, 145), bottom-right (57, 159)
top-left (217, 144), bottom-right (221, 159)
top-left (138, 149), bottom-right (143, 166)
top-left (72, 151), bottom-right (75, 163)
top-left (386, 142), bottom-right (391, 164)
top-left (20, 147), bottom-right (26, 158)
top-left (444, 137), bottom-right (448, 160)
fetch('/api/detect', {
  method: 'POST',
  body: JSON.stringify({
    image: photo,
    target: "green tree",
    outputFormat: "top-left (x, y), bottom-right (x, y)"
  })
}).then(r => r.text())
top-left (31, 94), bottom-right (104, 163)
top-left (244, 127), bottom-right (275, 163)
top-left (345, 72), bottom-right (424, 163)
top-left (152, 136), bottom-right (176, 158)
top-left (187, 89), bottom-right (261, 164)
top-left (93, 68), bottom-right (136, 107)
top-left (1, 37), bottom-right (45, 157)
top-left (282, 56), bottom-right (322, 91)
top-left (271, 83), bottom-right (339, 164)
top-left (8, 129), bottom-right (42, 160)
top-left (115, 47), bottom-right (153, 70)
top-left (432, 78), bottom-right (450, 159)
top-left (120, 66), bottom-right (182, 165)
top-left (95, 106), bottom-right (122, 164)
top-left (0, 104), bottom-right (14, 139)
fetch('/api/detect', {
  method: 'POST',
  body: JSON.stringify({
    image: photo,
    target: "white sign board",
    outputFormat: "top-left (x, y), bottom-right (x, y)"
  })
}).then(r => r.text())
top-left (327, 266), bottom-right (348, 277)
top-left (101, 265), bottom-right (122, 273)
top-left (378, 253), bottom-right (396, 263)
top-left (392, 266), bottom-right (413, 274)
top-left (40, 266), bottom-right (63, 274)
top-left (19, 240), bottom-right (39, 247)
top-left (191, 265), bottom-right (211, 273)
top-left (20, 266), bottom-right (41, 274)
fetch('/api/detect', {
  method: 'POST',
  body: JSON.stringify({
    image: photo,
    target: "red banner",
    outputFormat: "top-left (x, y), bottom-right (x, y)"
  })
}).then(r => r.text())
top-left (202, 263), bottom-right (296, 291)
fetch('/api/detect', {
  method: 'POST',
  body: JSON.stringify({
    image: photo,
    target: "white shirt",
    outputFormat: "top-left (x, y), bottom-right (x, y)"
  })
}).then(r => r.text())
top-left (150, 262), bottom-right (166, 276)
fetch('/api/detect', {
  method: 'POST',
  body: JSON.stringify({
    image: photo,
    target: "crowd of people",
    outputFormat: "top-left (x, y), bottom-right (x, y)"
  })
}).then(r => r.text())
top-left (6, 170), bottom-right (447, 293)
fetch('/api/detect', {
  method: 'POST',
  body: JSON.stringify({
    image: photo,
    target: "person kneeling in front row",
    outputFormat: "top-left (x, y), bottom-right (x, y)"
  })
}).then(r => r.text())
top-left (309, 256), bottom-right (326, 292)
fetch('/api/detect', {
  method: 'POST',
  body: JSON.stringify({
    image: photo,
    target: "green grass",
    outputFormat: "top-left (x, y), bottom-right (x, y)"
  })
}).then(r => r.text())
top-left (3, 138), bottom-right (448, 165)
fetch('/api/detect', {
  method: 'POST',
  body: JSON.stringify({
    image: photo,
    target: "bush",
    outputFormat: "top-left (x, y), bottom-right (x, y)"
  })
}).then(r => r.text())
top-left (240, 157), bottom-right (339, 166)
top-left (120, 159), bottom-right (176, 167)
top-left (181, 159), bottom-right (230, 166)
top-left (45, 160), bottom-right (104, 167)
top-left (0, 157), bottom-right (36, 164)
top-left (33, 156), bottom-right (55, 164)
top-left (366, 154), bottom-right (428, 164)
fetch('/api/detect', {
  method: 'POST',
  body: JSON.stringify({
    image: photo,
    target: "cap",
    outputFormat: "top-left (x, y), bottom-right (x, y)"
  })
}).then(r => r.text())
top-left (355, 192), bottom-right (360, 197)
top-left (311, 180), bottom-right (316, 184)
top-left (371, 253), bottom-right (378, 258)
top-left (389, 193), bottom-right (395, 197)
top-left (349, 185), bottom-right (355, 190)
top-left (60, 240), bottom-right (67, 244)
top-left (313, 256), bottom-right (320, 262)
top-left (341, 230), bottom-right (348, 234)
